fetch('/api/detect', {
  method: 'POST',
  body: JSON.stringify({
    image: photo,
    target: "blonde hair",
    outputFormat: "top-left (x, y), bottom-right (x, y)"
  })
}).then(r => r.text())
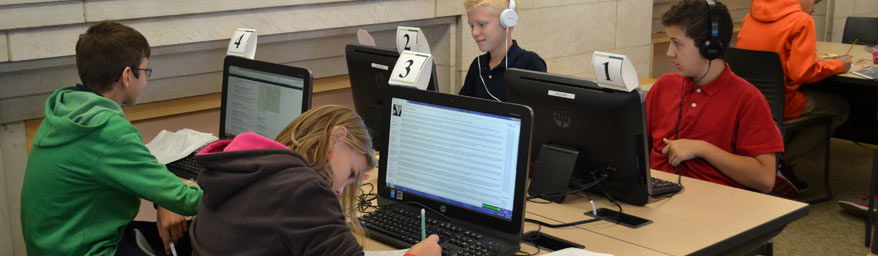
top-left (275, 104), bottom-right (376, 239)
top-left (464, 0), bottom-right (515, 13)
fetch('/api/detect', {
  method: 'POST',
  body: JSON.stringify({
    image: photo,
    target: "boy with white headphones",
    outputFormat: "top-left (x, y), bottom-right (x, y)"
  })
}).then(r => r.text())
top-left (459, 0), bottom-right (546, 101)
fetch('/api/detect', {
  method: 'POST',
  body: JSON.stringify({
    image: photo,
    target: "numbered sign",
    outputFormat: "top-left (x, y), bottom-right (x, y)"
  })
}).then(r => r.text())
top-left (357, 29), bottom-right (376, 47)
top-left (227, 28), bottom-right (257, 59)
top-left (389, 50), bottom-right (433, 90)
top-left (396, 26), bottom-right (431, 55)
top-left (592, 51), bottom-right (639, 92)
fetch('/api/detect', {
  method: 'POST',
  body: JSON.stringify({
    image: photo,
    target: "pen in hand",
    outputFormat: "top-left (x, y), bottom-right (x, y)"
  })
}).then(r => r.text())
top-left (420, 208), bottom-right (426, 240)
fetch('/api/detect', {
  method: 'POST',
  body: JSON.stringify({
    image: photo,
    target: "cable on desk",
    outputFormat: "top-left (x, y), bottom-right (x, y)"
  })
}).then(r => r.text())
top-left (356, 183), bottom-right (378, 213)
top-left (516, 223), bottom-right (543, 256)
top-left (525, 169), bottom-right (610, 202)
top-left (594, 172), bottom-right (623, 224)
top-left (523, 217), bottom-right (601, 228)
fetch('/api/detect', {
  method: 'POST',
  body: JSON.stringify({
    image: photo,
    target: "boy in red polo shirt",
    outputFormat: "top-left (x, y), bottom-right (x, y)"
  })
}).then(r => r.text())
top-left (646, 0), bottom-right (785, 193)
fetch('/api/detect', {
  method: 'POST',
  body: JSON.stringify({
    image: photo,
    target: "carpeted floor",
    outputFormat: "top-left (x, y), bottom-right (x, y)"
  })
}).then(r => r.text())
top-left (773, 138), bottom-right (877, 256)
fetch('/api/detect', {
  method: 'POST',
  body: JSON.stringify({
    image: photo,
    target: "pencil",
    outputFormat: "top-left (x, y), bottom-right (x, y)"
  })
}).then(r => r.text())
top-left (420, 208), bottom-right (426, 240)
top-left (845, 39), bottom-right (858, 56)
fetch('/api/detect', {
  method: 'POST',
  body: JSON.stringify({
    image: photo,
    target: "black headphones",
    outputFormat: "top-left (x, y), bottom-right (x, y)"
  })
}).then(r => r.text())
top-left (700, 0), bottom-right (723, 60)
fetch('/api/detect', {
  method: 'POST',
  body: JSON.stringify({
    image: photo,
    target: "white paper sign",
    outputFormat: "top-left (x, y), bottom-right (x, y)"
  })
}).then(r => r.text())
top-left (592, 51), bottom-right (639, 92)
top-left (357, 29), bottom-right (376, 47)
top-left (396, 26), bottom-right (431, 55)
top-left (389, 50), bottom-right (433, 90)
top-left (227, 28), bottom-right (257, 59)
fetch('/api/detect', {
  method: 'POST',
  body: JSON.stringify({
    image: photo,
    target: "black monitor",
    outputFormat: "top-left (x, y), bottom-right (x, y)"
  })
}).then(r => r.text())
top-left (220, 55), bottom-right (313, 140)
top-left (345, 44), bottom-right (438, 150)
top-left (377, 84), bottom-right (532, 245)
top-left (506, 68), bottom-right (652, 206)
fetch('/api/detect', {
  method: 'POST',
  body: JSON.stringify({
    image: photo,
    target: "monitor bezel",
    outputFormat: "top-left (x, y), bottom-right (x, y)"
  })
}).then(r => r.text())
top-left (219, 55), bottom-right (313, 139)
top-left (377, 85), bottom-right (533, 235)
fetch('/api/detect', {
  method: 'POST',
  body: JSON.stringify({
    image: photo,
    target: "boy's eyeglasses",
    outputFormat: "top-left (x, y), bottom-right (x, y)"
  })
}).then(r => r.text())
top-left (131, 67), bottom-right (152, 79)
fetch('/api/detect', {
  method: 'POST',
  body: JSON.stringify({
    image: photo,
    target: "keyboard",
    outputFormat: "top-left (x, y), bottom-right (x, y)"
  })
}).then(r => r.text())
top-left (650, 178), bottom-right (683, 196)
top-left (359, 205), bottom-right (514, 256)
top-left (166, 153), bottom-right (204, 180)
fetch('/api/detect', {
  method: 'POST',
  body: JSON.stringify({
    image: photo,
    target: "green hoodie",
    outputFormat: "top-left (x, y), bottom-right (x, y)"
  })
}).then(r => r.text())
top-left (21, 86), bottom-right (203, 255)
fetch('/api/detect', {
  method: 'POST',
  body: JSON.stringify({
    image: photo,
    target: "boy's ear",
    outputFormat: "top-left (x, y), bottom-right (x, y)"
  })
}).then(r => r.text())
top-left (118, 66), bottom-right (132, 88)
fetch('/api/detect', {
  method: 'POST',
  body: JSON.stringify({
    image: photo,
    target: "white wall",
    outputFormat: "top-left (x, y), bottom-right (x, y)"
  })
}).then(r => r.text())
top-left (825, 0), bottom-right (878, 42)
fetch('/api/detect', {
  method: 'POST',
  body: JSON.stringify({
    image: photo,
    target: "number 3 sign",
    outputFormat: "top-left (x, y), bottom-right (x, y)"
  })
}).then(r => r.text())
top-left (389, 50), bottom-right (433, 90)
top-left (227, 28), bottom-right (257, 59)
top-left (592, 51), bottom-right (639, 92)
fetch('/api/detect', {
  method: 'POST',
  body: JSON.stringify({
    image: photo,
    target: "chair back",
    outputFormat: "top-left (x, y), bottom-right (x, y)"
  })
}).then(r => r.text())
top-left (725, 47), bottom-right (786, 124)
top-left (843, 17), bottom-right (878, 45)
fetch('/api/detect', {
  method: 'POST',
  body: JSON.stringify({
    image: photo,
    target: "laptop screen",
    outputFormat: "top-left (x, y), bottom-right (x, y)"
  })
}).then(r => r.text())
top-left (384, 97), bottom-right (522, 221)
top-left (223, 65), bottom-right (306, 139)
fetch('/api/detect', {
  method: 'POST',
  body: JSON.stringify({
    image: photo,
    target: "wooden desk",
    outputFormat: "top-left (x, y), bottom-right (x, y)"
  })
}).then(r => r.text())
top-left (525, 170), bottom-right (809, 256)
top-left (816, 41), bottom-right (877, 86)
top-left (360, 170), bottom-right (807, 255)
top-left (357, 168), bottom-right (667, 255)
top-left (812, 41), bottom-right (878, 143)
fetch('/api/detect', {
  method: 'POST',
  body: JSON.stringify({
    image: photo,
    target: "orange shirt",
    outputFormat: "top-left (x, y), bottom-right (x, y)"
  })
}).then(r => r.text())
top-left (736, 0), bottom-right (846, 119)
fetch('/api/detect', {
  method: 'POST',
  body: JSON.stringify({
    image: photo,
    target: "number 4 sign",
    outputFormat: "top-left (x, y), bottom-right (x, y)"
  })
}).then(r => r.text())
top-left (592, 51), bottom-right (639, 92)
top-left (227, 28), bottom-right (257, 59)
top-left (389, 50), bottom-right (433, 90)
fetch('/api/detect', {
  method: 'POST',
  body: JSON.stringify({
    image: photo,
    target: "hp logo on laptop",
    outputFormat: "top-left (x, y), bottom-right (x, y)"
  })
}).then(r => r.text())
top-left (553, 108), bottom-right (571, 128)
top-left (440, 205), bottom-right (446, 213)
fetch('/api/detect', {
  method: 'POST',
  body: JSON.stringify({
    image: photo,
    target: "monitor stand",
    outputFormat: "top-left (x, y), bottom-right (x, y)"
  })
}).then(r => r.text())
top-left (528, 144), bottom-right (579, 203)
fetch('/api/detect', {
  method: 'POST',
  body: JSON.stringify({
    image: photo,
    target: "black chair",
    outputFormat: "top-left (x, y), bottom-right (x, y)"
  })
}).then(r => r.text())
top-left (865, 149), bottom-right (878, 247)
top-left (725, 47), bottom-right (833, 204)
top-left (842, 17), bottom-right (878, 45)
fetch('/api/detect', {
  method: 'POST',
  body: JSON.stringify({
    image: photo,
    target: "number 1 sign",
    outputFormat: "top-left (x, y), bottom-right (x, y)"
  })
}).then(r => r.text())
top-left (592, 51), bottom-right (639, 92)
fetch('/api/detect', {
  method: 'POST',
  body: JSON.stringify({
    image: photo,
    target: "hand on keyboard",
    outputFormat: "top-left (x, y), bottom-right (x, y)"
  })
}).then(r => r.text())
top-left (406, 234), bottom-right (441, 256)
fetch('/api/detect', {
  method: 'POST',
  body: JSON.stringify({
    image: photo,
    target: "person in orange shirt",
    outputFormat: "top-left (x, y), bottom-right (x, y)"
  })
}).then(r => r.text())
top-left (736, 0), bottom-right (852, 192)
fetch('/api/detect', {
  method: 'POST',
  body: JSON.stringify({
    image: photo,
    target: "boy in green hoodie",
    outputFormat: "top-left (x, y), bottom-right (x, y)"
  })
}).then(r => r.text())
top-left (20, 21), bottom-right (202, 255)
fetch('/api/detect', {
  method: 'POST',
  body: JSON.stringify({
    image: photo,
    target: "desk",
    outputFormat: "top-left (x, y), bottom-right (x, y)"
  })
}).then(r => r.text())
top-left (362, 170), bottom-right (809, 256)
top-left (817, 41), bottom-right (877, 87)
top-left (812, 42), bottom-right (878, 143)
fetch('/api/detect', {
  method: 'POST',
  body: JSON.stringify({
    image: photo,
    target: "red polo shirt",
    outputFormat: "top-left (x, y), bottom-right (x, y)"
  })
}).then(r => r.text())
top-left (645, 64), bottom-right (784, 189)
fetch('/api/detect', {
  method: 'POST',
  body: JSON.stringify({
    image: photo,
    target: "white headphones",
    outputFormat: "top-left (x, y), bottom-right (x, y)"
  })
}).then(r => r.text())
top-left (478, 0), bottom-right (517, 101)
top-left (500, 0), bottom-right (518, 28)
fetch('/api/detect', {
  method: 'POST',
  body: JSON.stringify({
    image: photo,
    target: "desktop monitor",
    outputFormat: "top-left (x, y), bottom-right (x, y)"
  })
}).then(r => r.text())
top-left (345, 44), bottom-right (438, 150)
top-left (377, 84), bottom-right (533, 242)
top-left (220, 56), bottom-right (313, 140)
top-left (506, 68), bottom-right (652, 206)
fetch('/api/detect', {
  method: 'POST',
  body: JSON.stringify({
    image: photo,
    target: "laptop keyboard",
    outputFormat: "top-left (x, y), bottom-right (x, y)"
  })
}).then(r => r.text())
top-left (359, 205), bottom-right (513, 256)
top-left (651, 177), bottom-right (683, 196)
top-left (165, 153), bottom-right (203, 180)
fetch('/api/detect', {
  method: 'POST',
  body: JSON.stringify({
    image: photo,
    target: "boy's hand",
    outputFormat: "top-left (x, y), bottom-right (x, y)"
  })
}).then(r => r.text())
top-left (839, 55), bottom-right (853, 72)
top-left (662, 138), bottom-right (704, 166)
top-left (405, 234), bottom-right (441, 256)
top-left (157, 206), bottom-right (188, 254)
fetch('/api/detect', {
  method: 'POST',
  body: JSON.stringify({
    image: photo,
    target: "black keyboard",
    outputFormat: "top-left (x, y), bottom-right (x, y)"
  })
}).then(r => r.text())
top-left (651, 178), bottom-right (683, 196)
top-left (166, 153), bottom-right (204, 180)
top-left (360, 206), bottom-right (514, 256)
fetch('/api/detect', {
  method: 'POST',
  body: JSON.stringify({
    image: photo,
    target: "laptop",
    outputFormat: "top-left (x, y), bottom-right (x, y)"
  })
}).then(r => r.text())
top-left (166, 56), bottom-right (313, 179)
top-left (359, 85), bottom-right (533, 256)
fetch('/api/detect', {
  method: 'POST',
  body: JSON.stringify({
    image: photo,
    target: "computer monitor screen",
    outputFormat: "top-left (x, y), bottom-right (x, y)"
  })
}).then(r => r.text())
top-left (220, 56), bottom-right (313, 139)
top-left (384, 97), bottom-right (521, 220)
top-left (506, 68), bottom-right (651, 206)
top-left (345, 44), bottom-right (438, 150)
